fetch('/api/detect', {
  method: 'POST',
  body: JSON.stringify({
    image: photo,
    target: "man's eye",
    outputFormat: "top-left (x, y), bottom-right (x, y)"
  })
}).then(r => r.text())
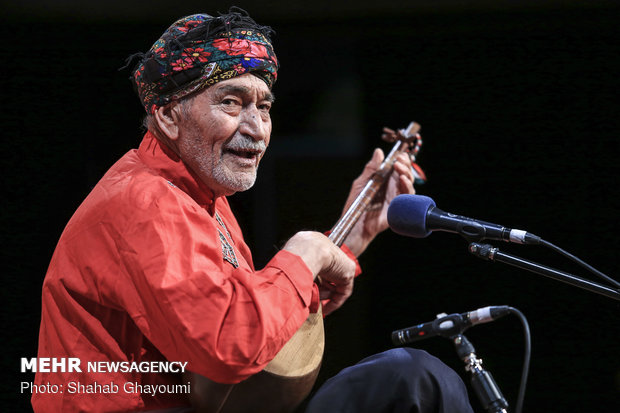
top-left (258, 103), bottom-right (272, 112)
top-left (222, 98), bottom-right (237, 106)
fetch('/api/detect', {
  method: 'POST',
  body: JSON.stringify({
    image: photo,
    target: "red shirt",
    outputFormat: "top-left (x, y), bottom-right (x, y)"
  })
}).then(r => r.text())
top-left (33, 132), bottom-right (357, 412)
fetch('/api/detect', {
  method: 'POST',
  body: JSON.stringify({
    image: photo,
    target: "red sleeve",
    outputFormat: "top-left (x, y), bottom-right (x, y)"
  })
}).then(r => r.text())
top-left (109, 183), bottom-right (315, 384)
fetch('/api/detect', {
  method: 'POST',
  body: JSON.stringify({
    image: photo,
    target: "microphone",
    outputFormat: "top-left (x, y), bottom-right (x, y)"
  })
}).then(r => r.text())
top-left (387, 194), bottom-right (541, 244)
top-left (392, 306), bottom-right (511, 345)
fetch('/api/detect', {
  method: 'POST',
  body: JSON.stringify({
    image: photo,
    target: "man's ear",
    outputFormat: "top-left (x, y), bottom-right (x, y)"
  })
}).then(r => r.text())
top-left (153, 102), bottom-right (184, 141)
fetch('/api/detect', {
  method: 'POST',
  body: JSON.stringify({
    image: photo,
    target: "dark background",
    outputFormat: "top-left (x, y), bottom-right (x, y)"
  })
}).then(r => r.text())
top-left (3, 1), bottom-right (619, 411)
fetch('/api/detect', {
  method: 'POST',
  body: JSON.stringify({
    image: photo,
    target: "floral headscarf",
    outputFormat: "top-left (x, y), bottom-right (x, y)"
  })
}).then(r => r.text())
top-left (130, 10), bottom-right (279, 114)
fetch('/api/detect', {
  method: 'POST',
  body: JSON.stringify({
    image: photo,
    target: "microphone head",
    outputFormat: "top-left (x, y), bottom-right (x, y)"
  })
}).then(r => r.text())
top-left (387, 194), bottom-right (436, 238)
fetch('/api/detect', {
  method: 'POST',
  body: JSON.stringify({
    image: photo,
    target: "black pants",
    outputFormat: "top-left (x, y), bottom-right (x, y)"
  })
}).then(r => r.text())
top-left (305, 348), bottom-right (474, 413)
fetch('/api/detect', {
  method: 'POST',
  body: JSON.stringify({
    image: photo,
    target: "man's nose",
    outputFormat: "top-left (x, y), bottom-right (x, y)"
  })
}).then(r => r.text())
top-left (239, 105), bottom-right (269, 141)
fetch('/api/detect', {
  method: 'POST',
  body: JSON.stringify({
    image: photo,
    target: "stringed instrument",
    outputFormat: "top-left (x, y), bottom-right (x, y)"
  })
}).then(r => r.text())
top-left (185, 122), bottom-right (425, 413)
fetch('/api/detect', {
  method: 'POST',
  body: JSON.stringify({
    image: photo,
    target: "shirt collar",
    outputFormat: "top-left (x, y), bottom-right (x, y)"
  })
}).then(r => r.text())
top-left (137, 131), bottom-right (216, 211)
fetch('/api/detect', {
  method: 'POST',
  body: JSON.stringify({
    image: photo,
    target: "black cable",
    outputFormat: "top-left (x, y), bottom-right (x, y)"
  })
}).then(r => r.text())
top-left (540, 239), bottom-right (620, 289)
top-left (507, 307), bottom-right (530, 413)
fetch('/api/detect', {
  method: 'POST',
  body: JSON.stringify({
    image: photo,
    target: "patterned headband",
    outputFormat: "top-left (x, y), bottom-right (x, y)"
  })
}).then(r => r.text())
top-left (130, 12), bottom-right (279, 114)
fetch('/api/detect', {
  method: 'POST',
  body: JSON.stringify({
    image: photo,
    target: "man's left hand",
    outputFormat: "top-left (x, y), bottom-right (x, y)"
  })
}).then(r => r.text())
top-left (340, 149), bottom-right (415, 257)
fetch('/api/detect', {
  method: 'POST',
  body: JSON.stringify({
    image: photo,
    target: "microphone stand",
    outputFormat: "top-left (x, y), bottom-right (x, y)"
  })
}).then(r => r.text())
top-left (468, 243), bottom-right (620, 301)
top-left (452, 334), bottom-right (508, 413)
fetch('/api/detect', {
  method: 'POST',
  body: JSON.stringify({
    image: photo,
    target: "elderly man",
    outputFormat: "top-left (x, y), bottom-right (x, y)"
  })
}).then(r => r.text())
top-left (33, 9), bottom-right (473, 413)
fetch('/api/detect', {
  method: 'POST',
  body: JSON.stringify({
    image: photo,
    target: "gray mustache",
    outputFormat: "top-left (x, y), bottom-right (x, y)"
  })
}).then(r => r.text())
top-left (225, 135), bottom-right (266, 152)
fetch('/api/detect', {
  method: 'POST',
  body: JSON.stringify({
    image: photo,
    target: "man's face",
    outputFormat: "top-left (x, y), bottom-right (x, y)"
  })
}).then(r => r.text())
top-left (176, 74), bottom-right (274, 197)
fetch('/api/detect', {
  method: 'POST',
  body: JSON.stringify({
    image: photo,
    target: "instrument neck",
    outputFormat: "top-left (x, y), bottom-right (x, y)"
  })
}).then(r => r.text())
top-left (329, 141), bottom-right (408, 247)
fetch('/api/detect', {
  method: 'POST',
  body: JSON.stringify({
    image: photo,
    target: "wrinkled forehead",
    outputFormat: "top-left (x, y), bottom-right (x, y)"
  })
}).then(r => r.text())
top-left (208, 74), bottom-right (275, 100)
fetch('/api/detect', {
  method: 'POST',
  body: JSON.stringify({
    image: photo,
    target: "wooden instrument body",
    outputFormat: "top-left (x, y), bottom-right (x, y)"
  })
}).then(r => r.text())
top-left (185, 122), bottom-right (422, 413)
top-left (184, 308), bottom-right (324, 413)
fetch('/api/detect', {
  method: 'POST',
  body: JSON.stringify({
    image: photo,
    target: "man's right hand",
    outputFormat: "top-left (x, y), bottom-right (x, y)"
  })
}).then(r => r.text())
top-left (283, 231), bottom-right (356, 315)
